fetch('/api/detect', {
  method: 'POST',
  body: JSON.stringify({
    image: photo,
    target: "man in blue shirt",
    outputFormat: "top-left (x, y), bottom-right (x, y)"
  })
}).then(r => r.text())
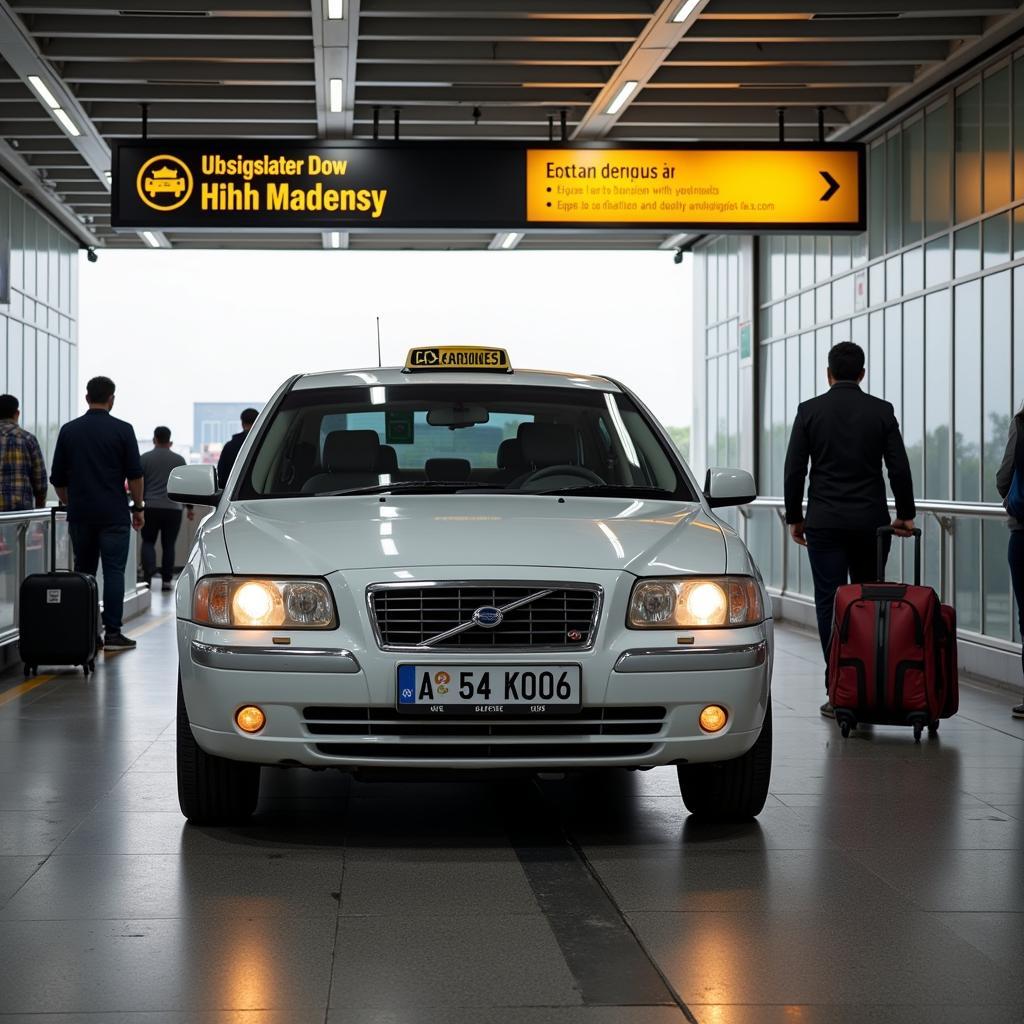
top-left (50, 376), bottom-right (145, 651)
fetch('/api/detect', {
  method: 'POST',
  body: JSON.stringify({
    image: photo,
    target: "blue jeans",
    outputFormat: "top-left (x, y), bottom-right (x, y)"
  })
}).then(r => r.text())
top-left (805, 528), bottom-right (890, 664)
top-left (1008, 531), bottom-right (1024, 675)
top-left (69, 523), bottom-right (131, 632)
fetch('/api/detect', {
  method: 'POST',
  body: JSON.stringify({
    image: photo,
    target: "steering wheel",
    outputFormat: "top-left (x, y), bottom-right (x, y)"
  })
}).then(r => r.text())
top-left (519, 464), bottom-right (606, 490)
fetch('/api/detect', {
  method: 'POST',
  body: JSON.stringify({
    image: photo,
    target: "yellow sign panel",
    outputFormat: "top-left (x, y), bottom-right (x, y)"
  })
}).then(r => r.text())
top-left (526, 148), bottom-right (862, 227)
top-left (404, 346), bottom-right (512, 373)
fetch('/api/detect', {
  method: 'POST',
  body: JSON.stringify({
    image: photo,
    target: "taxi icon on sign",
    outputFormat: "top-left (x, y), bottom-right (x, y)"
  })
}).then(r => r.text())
top-left (135, 154), bottom-right (194, 213)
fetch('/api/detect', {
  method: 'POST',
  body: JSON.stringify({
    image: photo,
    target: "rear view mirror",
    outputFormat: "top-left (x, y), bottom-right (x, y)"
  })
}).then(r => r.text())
top-left (168, 464), bottom-right (221, 505)
top-left (426, 404), bottom-right (489, 429)
top-left (704, 467), bottom-right (757, 509)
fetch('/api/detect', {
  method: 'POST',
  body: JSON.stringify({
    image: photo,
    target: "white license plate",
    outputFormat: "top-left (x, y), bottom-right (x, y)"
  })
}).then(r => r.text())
top-left (396, 664), bottom-right (581, 715)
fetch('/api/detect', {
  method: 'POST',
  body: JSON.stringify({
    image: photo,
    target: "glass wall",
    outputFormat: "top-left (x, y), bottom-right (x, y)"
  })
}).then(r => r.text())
top-left (0, 178), bottom-right (79, 477)
top-left (694, 45), bottom-right (1024, 646)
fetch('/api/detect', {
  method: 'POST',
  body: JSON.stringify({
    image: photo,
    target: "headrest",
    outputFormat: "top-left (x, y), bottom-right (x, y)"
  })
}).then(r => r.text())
top-left (518, 423), bottom-right (577, 468)
top-left (323, 430), bottom-right (380, 472)
top-left (377, 444), bottom-right (398, 474)
top-left (497, 438), bottom-right (525, 470)
top-left (426, 457), bottom-right (471, 481)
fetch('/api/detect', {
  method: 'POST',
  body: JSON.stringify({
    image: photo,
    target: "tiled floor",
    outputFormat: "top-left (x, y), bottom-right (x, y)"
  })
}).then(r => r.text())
top-left (1, 595), bottom-right (1023, 1023)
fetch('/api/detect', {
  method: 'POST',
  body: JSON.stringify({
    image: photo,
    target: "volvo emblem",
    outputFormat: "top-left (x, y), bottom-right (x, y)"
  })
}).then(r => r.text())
top-left (472, 605), bottom-right (503, 629)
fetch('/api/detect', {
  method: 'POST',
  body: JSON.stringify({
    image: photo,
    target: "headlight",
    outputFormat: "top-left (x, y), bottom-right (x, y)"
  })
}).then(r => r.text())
top-left (628, 577), bottom-right (763, 629)
top-left (193, 577), bottom-right (336, 629)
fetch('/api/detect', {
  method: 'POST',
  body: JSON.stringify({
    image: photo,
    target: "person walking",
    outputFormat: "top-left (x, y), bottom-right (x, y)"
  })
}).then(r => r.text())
top-left (50, 376), bottom-right (144, 652)
top-left (783, 341), bottom-right (917, 717)
top-left (995, 410), bottom-right (1024, 719)
top-left (217, 407), bottom-right (258, 489)
top-left (140, 426), bottom-right (193, 592)
top-left (0, 394), bottom-right (48, 512)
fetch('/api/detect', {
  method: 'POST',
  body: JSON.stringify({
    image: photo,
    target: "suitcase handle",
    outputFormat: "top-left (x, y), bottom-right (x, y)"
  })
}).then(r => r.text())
top-left (877, 525), bottom-right (922, 586)
top-left (50, 505), bottom-right (66, 574)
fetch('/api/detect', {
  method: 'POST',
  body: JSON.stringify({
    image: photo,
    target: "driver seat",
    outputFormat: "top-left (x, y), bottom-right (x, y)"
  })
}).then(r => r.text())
top-left (302, 430), bottom-right (383, 493)
top-left (511, 423), bottom-right (579, 487)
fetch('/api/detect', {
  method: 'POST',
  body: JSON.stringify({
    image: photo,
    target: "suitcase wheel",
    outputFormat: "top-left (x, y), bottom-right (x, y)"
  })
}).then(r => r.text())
top-left (840, 721), bottom-right (851, 738)
top-left (88, 659), bottom-right (96, 673)
top-left (928, 720), bottom-right (940, 736)
top-left (913, 720), bottom-right (924, 742)
top-left (22, 663), bottom-right (32, 678)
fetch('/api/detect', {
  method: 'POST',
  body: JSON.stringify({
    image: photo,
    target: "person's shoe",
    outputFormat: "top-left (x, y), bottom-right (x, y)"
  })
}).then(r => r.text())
top-left (96, 634), bottom-right (104, 651)
top-left (161, 580), bottom-right (173, 593)
top-left (820, 701), bottom-right (836, 719)
top-left (103, 632), bottom-right (136, 651)
top-left (1012, 703), bottom-right (1024, 719)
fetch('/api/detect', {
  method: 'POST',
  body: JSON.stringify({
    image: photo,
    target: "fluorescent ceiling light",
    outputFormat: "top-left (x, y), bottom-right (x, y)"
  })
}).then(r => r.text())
top-left (500, 232), bottom-right (521, 250)
top-left (328, 230), bottom-right (341, 249)
top-left (605, 80), bottom-right (638, 116)
top-left (326, 0), bottom-right (343, 18)
top-left (329, 78), bottom-right (343, 113)
top-left (27, 75), bottom-right (60, 109)
top-left (141, 230), bottom-right (160, 248)
top-left (672, 0), bottom-right (702, 23)
top-left (52, 108), bottom-right (81, 137)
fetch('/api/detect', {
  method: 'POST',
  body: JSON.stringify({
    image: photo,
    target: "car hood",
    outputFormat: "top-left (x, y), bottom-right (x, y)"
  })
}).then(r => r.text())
top-left (221, 495), bottom-right (727, 577)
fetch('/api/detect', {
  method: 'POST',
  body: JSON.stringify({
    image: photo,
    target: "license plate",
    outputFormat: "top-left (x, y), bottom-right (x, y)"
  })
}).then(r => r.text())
top-left (396, 664), bottom-right (581, 715)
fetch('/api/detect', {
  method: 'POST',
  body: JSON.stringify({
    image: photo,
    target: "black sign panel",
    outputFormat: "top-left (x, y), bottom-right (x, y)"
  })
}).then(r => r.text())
top-left (111, 140), bottom-right (866, 233)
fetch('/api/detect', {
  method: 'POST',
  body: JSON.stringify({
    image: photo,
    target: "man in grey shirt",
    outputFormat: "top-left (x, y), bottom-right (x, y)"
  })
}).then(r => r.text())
top-left (140, 426), bottom-right (192, 591)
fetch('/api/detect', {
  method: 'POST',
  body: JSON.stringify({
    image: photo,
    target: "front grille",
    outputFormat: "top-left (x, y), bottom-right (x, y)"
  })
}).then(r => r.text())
top-left (369, 583), bottom-right (601, 650)
top-left (303, 705), bottom-right (665, 762)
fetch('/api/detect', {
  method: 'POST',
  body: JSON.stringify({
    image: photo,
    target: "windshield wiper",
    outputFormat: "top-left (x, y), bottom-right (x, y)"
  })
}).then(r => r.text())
top-left (320, 481), bottom-right (496, 497)
top-left (534, 484), bottom-right (678, 499)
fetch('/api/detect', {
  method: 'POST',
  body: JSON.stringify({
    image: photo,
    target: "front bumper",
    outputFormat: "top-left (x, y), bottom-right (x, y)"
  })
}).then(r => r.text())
top-left (178, 619), bottom-right (773, 771)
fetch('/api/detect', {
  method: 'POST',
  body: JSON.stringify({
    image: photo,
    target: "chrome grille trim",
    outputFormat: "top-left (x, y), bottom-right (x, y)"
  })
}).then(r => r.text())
top-left (367, 580), bottom-right (603, 652)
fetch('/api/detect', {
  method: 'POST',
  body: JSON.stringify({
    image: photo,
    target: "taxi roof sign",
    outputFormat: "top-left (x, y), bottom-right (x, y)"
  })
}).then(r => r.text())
top-left (404, 346), bottom-right (512, 373)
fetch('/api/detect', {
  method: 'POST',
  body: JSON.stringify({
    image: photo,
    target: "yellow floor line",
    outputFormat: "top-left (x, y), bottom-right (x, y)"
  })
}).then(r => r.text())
top-left (0, 673), bottom-right (58, 708)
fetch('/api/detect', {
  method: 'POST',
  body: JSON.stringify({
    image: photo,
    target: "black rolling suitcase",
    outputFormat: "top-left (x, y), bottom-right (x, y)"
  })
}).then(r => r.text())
top-left (19, 507), bottom-right (98, 677)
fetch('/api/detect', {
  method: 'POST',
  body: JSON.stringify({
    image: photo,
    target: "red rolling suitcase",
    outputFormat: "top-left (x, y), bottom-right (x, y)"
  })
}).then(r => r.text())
top-left (827, 527), bottom-right (958, 741)
top-left (18, 506), bottom-right (99, 677)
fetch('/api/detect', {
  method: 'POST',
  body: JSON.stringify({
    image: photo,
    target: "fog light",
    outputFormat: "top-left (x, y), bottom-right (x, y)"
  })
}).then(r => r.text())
top-left (699, 704), bottom-right (728, 733)
top-left (235, 705), bottom-right (266, 733)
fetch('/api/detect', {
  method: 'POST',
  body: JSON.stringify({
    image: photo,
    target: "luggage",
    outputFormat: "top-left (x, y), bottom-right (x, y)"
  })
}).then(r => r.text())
top-left (18, 506), bottom-right (98, 677)
top-left (827, 526), bottom-right (958, 741)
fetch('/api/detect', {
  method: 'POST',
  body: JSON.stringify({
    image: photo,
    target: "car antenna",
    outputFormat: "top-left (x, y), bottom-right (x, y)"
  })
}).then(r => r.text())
top-left (376, 316), bottom-right (383, 368)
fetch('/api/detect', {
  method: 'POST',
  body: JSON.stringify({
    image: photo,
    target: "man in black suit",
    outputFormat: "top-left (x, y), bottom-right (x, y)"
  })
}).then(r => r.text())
top-left (784, 342), bottom-right (917, 717)
top-left (216, 407), bottom-right (259, 489)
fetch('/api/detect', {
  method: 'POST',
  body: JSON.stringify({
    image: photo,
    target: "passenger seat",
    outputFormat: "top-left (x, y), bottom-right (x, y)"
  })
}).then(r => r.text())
top-left (425, 457), bottom-right (471, 481)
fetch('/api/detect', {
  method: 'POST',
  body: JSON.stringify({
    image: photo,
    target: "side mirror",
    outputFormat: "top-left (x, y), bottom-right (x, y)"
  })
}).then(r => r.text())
top-left (168, 464), bottom-right (221, 505)
top-left (704, 467), bottom-right (756, 509)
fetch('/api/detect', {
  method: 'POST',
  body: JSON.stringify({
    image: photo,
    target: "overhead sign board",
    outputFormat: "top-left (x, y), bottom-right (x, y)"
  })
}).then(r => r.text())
top-left (111, 141), bottom-right (865, 233)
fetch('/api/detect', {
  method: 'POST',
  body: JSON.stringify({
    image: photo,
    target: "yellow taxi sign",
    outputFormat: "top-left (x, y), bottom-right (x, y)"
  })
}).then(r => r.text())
top-left (404, 346), bottom-right (512, 373)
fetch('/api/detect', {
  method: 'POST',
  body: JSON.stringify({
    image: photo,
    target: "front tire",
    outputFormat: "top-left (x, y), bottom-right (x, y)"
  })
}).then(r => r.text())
top-left (177, 676), bottom-right (260, 824)
top-left (677, 698), bottom-right (772, 822)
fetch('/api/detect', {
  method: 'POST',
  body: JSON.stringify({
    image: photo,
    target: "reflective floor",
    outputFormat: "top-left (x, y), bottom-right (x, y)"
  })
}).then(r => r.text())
top-left (1, 595), bottom-right (1023, 1023)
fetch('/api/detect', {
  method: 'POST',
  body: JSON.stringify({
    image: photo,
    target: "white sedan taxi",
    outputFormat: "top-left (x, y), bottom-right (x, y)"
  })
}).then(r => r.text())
top-left (170, 347), bottom-right (772, 824)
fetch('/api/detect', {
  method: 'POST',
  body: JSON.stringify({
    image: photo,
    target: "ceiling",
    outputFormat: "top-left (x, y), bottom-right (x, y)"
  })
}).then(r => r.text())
top-left (1, 0), bottom-right (1022, 251)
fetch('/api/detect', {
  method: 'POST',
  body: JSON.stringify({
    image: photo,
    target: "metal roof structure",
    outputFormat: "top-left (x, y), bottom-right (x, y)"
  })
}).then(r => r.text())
top-left (1, 0), bottom-right (1022, 251)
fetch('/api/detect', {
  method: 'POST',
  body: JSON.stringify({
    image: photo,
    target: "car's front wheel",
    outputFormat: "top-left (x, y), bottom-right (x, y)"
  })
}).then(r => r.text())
top-left (677, 698), bottom-right (772, 822)
top-left (177, 675), bottom-right (261, 824)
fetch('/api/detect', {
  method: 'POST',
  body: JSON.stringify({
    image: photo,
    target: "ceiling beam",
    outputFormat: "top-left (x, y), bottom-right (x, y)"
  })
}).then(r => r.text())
top-left (24, 15), bottom-right (311, 38)
top-left (707, 0), bottom-right (1015, 13)
top-left (11, 0), bottom-right (310, 13)
top-left (666, 39), bottom-right (951, 63)
top-left (58, 61), bottom-right (316, 83)
top-left (360, 0), bottom-right (653, 15)
top-left (42, 37), bottom-right (313, 61)
top-left (685, 17), bottom-right (983, 41)
top-left (358, 17), bottom-right (640, 42)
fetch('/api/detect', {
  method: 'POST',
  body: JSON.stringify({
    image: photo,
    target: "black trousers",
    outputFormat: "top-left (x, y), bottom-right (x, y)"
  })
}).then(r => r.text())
top-left (141, 508), bottom-right (182, 582)
top-left (1009, 531), bottom-right (1024, 675)
top-left (805, 527), bottom-right (891, 662)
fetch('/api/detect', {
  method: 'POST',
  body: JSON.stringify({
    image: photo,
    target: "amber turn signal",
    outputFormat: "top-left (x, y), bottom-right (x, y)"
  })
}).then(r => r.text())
top-left (699, 705), bottom-right (728, 733)
top-left (235, 705), bottom-right (266, 734)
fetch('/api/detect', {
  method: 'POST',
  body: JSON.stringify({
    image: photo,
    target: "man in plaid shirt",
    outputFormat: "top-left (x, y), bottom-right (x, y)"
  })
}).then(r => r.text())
top-left (0, 394), bottom-right (48, 512)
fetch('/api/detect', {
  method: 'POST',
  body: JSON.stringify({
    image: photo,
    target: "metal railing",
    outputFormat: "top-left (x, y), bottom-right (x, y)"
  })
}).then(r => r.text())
top-left (0, 508), bottom-right (73, 646)
top-left (736, 496), bottom-right (1008, 613)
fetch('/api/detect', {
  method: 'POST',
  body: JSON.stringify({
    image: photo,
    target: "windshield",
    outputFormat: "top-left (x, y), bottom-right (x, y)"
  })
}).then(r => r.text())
top-left (238, 383), bottom-right (696, 501)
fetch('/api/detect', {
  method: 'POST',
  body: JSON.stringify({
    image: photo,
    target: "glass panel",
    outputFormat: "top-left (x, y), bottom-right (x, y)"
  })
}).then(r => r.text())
top-left (982, 211), bottom-right (1010, 269)
top-left (983, 65), bottom-right (1011, 212)
top-left (706, 356), bottom-right (718, 469)
top-left (800, 289), bottom-right (815, 330)
top-left (759, 345), bottom-right (772, 492)
top-left (925, 289), bottom-right (951, 499)
top-left (772, 340), bottom-right (786, 494)
top-left (885, 255), bottom-right (902, 299)
top-left (956, 519), bottom-right (982, 633)
top-left (1015, 205), bottom-right (1024, 259)
top-left (832, 235), bottom-right (852, 275)
top-left (955, 83), bottom-right (982, 223)
top-left (852, 231), bottom-right (868, 267)
top-left (903, 116), bottom-right (924, 244)
top-left (816, 284), bottom-right (831, 323)
top-left (903, 246), bottom-right (923, 294)
top-left (954, 222), bottom-right (981, 278)
top-left (884, 304), bottom-right (902, 421)
top-left (983, 519), bottom-right (1012, 639)
top-left (903, 297), bottom-right (924, 492)
top-left (800, 236), bottom-right (814, 290)
top-left (982, 270), bottom-right (1011, 502)
top-left (770, 237), bottom-right (785, 302)
top-left (868, 310), bottom-right (884, 397)
top-left (21, 330), bottom-right (35, 435)
top-left (771, 302), bottom-right (785, 339)
top-left (954, 279), bottom-right (981, 501)
top-left (869, 141), bottom-right (885, 260)
top-left (1015, 55), bottom-right (1024, 199)
top-left (832, 274), bottom-right (854, 318)
top-left (718, 350), bottom-right (728, 465)
top-left (785, 236), bottom-right (799, 297)
top-left (886, 130), bottom-right (902, 253)
top-left (815, 328), bottom-right (831, 396)
top-left (786, 297), bottom-right (799, 335)
top-left (869, 261), bottom-right (885, 306)
top-left (727, 351), bottom-right (738, 466)
top-left (925, 235), bottom-right (950, 287)
top-left (852, 313), bottom-right (868, 352)
top-left (800, 332), bottom-right (816, 403)
top-left (815, 236), bottom-right (831, 281)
